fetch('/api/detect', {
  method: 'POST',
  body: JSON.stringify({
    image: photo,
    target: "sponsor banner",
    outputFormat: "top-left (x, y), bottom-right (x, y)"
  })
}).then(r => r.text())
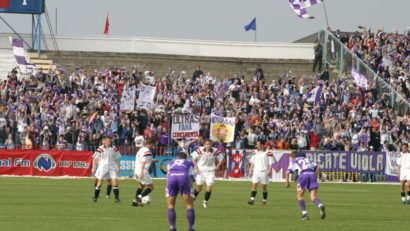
top-left (302, 151), bottom-right (385, 173)
top-left (228, 150), bottom-right (245, 178)
top-left (120, 85), bottom-right (136, 111)
top-left (155, 156), bottom-right (175, 178)
top-left (0, 150), bottom-right (92, 177)
top-left (119, 155), bottom-right (135, 177)
top-left (119, 155), bottom-right (176, 178)
top-left (137, 84), bottom-right (156, 110)
top-left (171, 114), bottom-right (200, 139)
top-left (210, 115), bottom-right (235, 143)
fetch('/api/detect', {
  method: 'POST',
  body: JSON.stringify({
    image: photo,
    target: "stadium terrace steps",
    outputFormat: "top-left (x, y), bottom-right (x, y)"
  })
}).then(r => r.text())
top-left (44, 50), bottom-right (316, 81)
top-left (26, 52), bottom-right (56, 73)
top-left (0, 49), bottom-right (17, 79)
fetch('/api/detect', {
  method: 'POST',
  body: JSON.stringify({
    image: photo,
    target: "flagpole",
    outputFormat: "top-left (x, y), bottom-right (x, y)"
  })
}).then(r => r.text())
top-left (322, 0), bottom-right (330, 29)
top-left (255, 30), bottom-right (257, 42)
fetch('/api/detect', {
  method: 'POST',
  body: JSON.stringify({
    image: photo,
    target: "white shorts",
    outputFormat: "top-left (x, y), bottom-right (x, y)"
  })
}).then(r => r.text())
top-left (95, 165), bottom-right (118, 180)
top-left (196, 170), bottom-right (215, 186)
top-left (252, 171), bottom-right (269, 185)
top-left (135, 169), bottom-right (153, 185)
top-left (400, 169), bottom-right (410, 181)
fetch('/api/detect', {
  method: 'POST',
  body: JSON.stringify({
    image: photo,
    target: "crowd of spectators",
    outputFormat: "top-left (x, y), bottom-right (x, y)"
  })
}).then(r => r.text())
top-left (0, 59), bottom-right (409, 154)
top-left (331, 28), bottom-right (410, 104)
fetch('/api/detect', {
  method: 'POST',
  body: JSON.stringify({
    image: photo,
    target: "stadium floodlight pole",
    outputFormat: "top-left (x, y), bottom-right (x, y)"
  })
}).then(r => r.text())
top-left (322, 0), bottom-right (330, 29)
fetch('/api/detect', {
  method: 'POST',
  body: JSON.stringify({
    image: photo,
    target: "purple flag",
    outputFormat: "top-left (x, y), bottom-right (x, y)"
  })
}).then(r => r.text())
top-left (306, 85), bottom-right (322, 104)
top-left (9, 37), bottom-right (35, 74)
top-left (288, 0), bottom-right (322, 19)
top-left (351, 68), bottom-right (369, 89)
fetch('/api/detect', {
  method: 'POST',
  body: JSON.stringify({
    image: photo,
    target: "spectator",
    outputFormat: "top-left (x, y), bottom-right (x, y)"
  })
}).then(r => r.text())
top-left (313, 40), bottom-right (323, 73)
top-left (192, 65), bottom-right (203, 82)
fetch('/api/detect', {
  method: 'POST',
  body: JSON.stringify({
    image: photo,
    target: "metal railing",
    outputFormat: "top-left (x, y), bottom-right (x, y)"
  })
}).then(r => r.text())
top-left (320, 29), bottom-right (410, 115)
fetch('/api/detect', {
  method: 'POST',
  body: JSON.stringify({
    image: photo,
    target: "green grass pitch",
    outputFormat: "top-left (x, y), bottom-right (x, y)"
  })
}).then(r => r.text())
top-left (0, 177), bottom-right (409, 231)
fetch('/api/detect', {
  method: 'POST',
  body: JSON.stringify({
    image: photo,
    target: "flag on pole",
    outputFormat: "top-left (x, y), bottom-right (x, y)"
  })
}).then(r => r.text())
top-left (244, 17), bottom-right (256, 31)
top-left (288, 0), bottom-right (322, 19)
top-left (103, 14), bottom-right (110, 36)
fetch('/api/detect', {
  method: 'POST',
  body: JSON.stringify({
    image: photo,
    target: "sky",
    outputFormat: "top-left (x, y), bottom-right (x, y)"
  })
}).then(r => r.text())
top-left (0, 0), bottom-right (409, 43)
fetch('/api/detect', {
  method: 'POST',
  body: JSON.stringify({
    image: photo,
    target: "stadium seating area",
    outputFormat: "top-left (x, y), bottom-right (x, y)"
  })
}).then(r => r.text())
top-left (0, 58), bottom-right (408, 154)
top-left (334, 28), bottom-right (410, 100)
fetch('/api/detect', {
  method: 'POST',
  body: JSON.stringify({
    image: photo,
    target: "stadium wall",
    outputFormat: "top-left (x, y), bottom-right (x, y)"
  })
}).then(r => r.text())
top-left (0, 33), bottom-right (314, 79)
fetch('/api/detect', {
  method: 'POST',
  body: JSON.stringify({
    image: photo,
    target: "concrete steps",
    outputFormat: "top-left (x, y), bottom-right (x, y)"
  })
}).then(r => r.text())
top-left (0, 49), bottom-right (17, 79)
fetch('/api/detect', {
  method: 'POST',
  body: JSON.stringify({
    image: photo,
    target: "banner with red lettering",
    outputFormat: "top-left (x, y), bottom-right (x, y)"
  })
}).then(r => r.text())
top-left (171, 114), bottom-right (200, 139)
top-left (0, 150), bottom-right (93, 177)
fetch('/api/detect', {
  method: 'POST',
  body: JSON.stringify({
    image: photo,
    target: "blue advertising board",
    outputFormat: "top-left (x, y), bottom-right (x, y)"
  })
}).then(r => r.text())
top-left (118, 155), bottom-right (176, 178)
top-left (0, 0), bottom-right (45, 14)
top-left (119, 155), bottom-right (135, 177)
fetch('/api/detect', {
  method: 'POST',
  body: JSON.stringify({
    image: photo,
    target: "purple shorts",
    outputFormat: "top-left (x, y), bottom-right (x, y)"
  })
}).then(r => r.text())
top-left (297, 171), bottom-right (319, 191)
top-left (166, 173), bottom-right (191, 197)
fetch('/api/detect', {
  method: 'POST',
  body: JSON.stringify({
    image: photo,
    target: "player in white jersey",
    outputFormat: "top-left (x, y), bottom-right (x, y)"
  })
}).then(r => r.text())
top-left (191, 139), bottom-right (224, 208)
top-left (132, 139), bottom-right (155, 207)
top-left (91, 137), bottom-right (121, 203)
top-left (397, 143), bottom-right (410, 204)
top-left (247, 140), bottom-right (275, 206)
top-left (92, 163), bottom-right (113, 199)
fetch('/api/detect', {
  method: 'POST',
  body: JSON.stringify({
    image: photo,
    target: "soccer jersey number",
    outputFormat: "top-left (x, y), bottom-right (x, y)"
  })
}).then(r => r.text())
top-left (296, 158), bottom-right (315, 171)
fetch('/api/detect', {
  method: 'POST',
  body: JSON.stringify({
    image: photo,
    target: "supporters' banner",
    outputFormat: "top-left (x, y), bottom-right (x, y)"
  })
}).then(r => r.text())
top-left (271, 151), bottom-right (291, 181)
top-left (302, 151), bottom-right (385, 173)
top-left (210, 115), bottom-right (235, 143)
top-left (289, 0), bottom-right (322, 19)
top-left (171, 114), bottom-right (200, 139)
top-left (137, 84), bottom-right (156, 110)
top-left (0, 150), bottom-right (92, 177)
top-left (119, 155), bottom-right (135, 177)
top-left (228, 150), bottom-right (245, 178)
top-left (351, 68), bottom-right (369, 89)
top-left (385, 152), bottom-right (400, 180)
top-left (120, 85), bottom-right (136, 111)
top-left (155, 155), bottom-right (175, 178)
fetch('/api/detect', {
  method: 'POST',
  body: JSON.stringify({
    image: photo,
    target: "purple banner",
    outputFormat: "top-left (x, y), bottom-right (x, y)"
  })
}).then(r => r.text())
top-left (302, 151), bottom-right (385, 173)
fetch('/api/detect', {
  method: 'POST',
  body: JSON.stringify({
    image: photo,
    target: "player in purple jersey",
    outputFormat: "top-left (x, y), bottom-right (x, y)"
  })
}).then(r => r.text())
top-left (166, 152), bottom-right (195, 231)
top-left (285, 151), bottom-right (326, 220)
